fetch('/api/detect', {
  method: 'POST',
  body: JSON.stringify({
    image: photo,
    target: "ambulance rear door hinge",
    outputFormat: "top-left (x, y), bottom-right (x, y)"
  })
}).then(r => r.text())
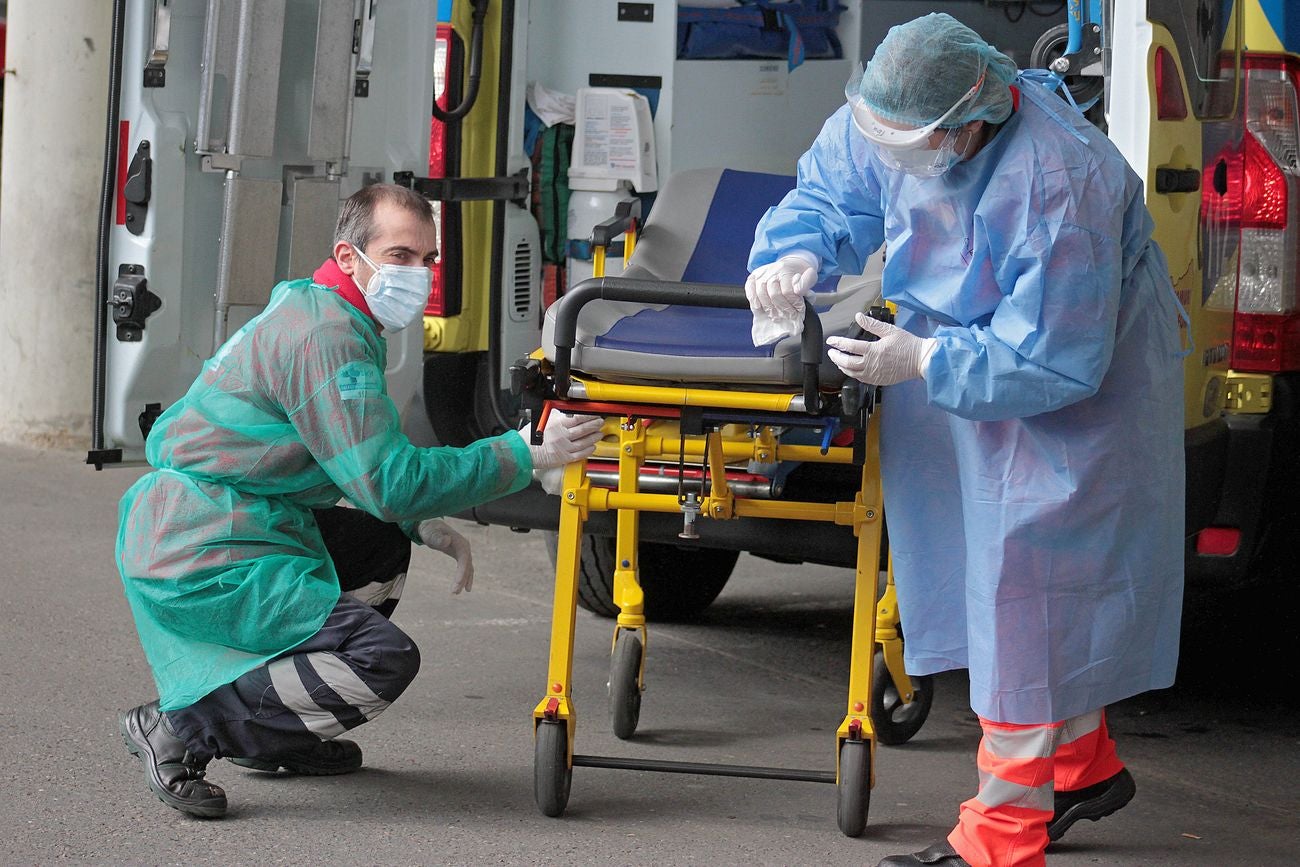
top-left (144, 0), bottom-right (171, 87)
top-left (112, 264), bottom-right (163, 342)
top-left (1223, 372), bottom-right (1273, 413)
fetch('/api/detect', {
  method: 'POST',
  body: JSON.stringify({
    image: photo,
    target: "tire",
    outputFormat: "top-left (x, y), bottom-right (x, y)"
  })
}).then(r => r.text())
top-left (534, 719), bottom-right (571, 817)
top-left (544, 533), bottom-right (737, 620)
top-left (1029, 23), bottom-right (1105, 108)
top-left (870, 652), bottom-right (935, 746)
top-left (836, 739), bottom-right (871, 837)
top-left (608, 630), bottom-right (643, 740)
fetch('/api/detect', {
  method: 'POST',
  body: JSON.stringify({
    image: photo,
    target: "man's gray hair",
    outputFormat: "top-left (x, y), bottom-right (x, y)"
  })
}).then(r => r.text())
top-left (333, 183), bottom-right (436, 252)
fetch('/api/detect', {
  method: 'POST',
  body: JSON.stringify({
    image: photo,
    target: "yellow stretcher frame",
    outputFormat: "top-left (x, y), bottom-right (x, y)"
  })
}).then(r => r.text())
top-left (529, 230), bottom-right (929, 837)
top-left (530, 376), bottom-right (888, 836)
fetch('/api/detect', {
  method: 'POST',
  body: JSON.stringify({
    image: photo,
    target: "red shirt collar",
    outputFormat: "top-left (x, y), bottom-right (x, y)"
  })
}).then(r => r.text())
top-left (313, 257), bottom-right (378, 326)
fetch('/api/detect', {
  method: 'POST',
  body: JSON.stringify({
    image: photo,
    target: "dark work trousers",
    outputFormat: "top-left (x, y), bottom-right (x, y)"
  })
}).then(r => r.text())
top-left (167, 506), bottom-right (417, 762)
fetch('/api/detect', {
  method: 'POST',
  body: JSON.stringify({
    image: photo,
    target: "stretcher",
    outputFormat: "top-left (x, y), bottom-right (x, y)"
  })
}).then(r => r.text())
top-left (519, 168), bottom-right (933, 836)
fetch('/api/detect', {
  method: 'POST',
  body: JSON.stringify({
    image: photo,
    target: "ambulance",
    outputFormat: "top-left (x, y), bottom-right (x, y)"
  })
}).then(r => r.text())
top-left (91, 1), bottom-right (1299, 617)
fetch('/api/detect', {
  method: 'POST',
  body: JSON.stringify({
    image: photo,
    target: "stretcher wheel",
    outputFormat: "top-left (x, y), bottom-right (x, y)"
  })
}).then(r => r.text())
top-left (608, 630), bottom-right (643, 740)
top-left (534, 719), bottom-right (572, 817)
top-left (870, 651), bottom-right (934, 746)
top-left (836, 739), bottom-right (871, 837)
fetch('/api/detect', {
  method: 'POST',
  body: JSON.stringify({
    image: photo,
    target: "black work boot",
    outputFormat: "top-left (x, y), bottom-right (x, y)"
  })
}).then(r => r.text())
top-left (877, 840), bottom-right (971, 866)
top-left (119, 702), bottom-right (227, 818)
top-left (229, 738), bottom-right (363, 776)
top-left (1048, 767), bottom-right (1136, 841)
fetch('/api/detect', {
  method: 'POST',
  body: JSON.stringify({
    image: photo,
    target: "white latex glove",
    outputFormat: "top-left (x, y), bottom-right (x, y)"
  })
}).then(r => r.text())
top-left (416, 518), bottom-right (474, 594)
top-left (524, 411), bottom-right (605, 470)
top-left (826, 312), bottom-right (939, 386)
top-left (745, 255), bottom-right (819, 318)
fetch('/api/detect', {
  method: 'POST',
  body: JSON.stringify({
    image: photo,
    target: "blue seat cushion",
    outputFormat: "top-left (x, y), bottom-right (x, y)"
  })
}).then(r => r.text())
top-left (593, 169), bottom-right (833, 358)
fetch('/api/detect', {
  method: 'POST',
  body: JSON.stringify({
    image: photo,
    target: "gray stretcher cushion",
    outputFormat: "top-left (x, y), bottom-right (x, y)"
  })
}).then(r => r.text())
top-left (542, 167), bottom-right (882, 388)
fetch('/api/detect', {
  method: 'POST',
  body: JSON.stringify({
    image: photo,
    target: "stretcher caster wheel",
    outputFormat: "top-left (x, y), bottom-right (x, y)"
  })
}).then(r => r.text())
top-left (534, 719), bottom-right (571, 817)
top-left (608, 630), bottom-right (643, 740)
top-left (870, 652), bottom-right (934, 746)
top-left (836, 739), bottom-right (871, 837)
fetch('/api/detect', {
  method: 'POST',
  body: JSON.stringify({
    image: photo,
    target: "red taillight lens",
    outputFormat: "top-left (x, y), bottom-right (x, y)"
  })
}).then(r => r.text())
top-left (1231, 311), bottom-right (1300, 372)
top-left (1154, 46), bottom-right (1188, 120)
top-left (425, 24), bottom-right (453, 317)
top-left (1240, 131), bottom-right (1288, 229)
top-left (1195, 526), bottom-right (1241, 556)
top-left (1217, 55), bottom-right (1300, 372)
top-left (1208, 133), bottom-right (1289, 228)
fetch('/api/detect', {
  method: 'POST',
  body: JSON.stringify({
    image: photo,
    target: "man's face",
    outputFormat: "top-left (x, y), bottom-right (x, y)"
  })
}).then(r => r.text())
top-left (334, 199), bottom-right (439, 287)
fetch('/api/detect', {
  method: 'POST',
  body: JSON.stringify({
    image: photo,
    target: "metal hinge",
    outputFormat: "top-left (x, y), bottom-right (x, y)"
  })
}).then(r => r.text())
top-left (112, 264), bottom-right (163, 342)
top-left (144, 0), bottom-right (171, 87)
top-left (1224, 373), bottom-right (1273, 413)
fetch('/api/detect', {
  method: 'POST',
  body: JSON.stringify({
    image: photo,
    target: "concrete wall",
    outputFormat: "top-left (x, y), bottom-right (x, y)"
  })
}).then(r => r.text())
top-left (0, 0), bottom-right (112, 447)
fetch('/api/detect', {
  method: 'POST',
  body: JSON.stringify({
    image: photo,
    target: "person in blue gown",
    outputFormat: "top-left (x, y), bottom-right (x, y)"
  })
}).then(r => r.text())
top-left (746, 14), bottom-right (1184, 867)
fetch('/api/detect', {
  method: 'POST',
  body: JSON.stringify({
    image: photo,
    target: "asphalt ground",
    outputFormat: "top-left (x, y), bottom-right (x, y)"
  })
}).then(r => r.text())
top-left (1, 444), bottom-right (1296, 865)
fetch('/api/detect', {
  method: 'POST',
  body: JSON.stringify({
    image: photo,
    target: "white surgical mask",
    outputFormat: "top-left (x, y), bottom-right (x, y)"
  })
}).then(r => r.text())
top-left (352, 245), bottom-right (431, 331)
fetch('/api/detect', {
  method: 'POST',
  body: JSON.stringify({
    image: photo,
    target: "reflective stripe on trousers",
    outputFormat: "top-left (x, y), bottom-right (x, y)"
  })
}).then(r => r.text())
top-left (948, 709), bottom-right (1125, 867)
top-left (167, 593), bottom-right (421, 761)
top-left (161, 508), bottom-right (417, 761)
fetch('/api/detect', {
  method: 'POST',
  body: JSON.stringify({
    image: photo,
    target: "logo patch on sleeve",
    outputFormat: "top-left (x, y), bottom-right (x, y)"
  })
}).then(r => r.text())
top-left (337, 362), bottom-right (382, 400)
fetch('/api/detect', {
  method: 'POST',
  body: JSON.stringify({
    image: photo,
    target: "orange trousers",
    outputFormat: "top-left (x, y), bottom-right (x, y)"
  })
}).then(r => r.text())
top-left (947, 709), bottom-right (1125, 867)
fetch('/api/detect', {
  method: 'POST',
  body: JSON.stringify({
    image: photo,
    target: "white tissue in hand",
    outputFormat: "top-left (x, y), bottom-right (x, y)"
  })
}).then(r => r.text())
top-left (751, 307), bottom-right (804, 347)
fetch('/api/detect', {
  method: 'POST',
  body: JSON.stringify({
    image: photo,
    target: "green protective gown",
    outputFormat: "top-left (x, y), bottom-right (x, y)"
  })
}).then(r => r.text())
top-left (117, 279), bottom-right (532, 711)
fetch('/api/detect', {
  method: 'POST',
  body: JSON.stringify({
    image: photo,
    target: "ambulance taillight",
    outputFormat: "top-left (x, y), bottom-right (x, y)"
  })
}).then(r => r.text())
top-left (1227, 55), bottom-right (1300, 373)
top-left (426, 23), bottom-right (462, 318)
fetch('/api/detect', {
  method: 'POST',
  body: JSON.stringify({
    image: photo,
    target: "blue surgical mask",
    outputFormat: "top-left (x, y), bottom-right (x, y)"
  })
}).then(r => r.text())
top-left (352, 245), bottom-right (431, 331)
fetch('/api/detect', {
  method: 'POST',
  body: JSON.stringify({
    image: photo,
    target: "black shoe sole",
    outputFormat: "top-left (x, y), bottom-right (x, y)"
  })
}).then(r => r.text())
top-left (1047, 770), bottom-right (1136, 841)
top-left (119, 711), bottom-right (227, 819)
top-left (228, 756), bottom-right (362, 776)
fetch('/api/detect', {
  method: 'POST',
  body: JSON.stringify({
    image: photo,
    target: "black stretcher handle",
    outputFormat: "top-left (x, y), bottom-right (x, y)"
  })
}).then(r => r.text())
top-left (551, 277), bottom-right (823, 413)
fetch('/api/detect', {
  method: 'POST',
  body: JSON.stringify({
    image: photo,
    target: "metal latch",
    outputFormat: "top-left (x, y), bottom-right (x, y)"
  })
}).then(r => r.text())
top-left (123, 141), bottom-right (153, 235)
top-left (112, 264), bottom-right (163, 342)
top-left (1224, 373), bottom-right (1273, 413)
top-left (393, 168), bottom-right (530, 207)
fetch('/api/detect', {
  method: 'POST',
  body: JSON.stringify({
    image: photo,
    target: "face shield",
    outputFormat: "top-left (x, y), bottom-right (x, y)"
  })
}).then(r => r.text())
top-left (845, 63), bottom-right (986, 177)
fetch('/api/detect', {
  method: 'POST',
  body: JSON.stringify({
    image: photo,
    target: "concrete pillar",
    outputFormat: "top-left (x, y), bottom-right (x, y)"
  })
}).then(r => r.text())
top-left (0, 0), bottom-right (113, 447)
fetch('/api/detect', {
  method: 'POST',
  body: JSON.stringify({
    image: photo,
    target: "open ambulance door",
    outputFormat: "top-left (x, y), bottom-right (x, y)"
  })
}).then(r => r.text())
top-left (1108, 1), bottom-right (1243, 539)
top-left (88, 0), bottom-right (440, 468)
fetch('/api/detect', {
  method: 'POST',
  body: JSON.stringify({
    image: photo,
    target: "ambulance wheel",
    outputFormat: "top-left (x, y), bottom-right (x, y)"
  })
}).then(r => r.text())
top-left (608, 630), bottom-right (643, 740)
top-left (836, 739), bottom-right (871, 837)
top-left (534, 720), bottom-right (571, 817)
top-left (545, 533), bottom-right (736, 620)
top-left (870, 652), bottom-right (934, 746)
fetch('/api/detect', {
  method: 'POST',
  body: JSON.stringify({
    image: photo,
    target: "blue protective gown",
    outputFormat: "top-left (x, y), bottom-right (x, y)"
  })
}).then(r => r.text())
top-left (750, 76), bottom-right (1185, 724)
top-left (117, 278), bottom-right (533, 711)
